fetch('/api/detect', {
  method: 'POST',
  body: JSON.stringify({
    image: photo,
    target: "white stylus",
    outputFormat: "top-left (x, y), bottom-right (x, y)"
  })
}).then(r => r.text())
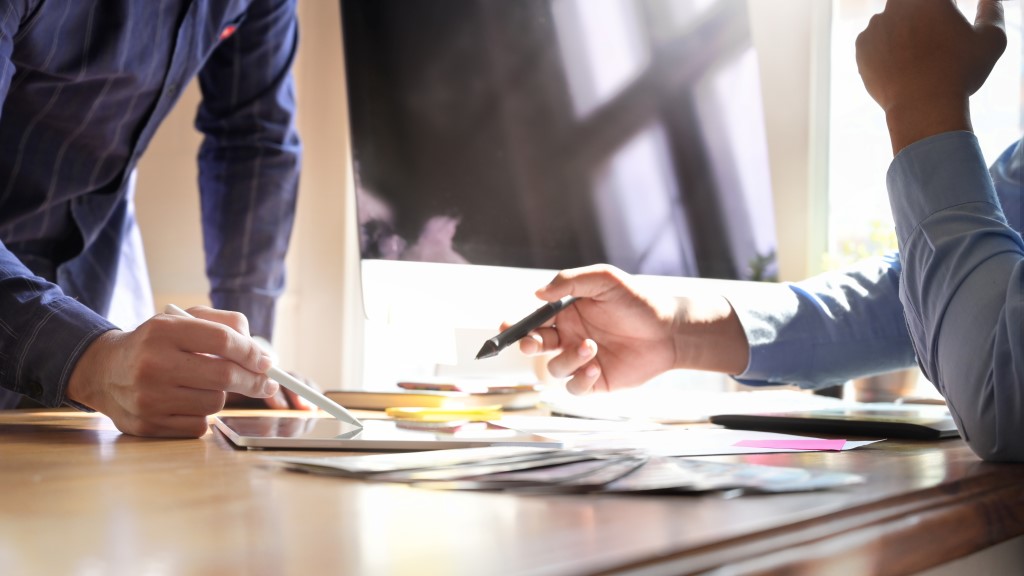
top-left (164, 304), bottom-right (363, 429)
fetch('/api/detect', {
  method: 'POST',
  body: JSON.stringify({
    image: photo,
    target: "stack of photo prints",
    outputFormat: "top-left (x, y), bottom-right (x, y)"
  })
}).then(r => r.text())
top-left (272, 446), bottom-right (863, 495)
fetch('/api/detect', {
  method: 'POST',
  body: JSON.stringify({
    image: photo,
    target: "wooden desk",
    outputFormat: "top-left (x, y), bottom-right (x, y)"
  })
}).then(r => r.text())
top-left (3, 409), bottom-right (1023, 575)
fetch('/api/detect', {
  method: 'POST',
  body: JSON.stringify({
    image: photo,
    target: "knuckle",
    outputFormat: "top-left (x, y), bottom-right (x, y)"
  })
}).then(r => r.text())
top-left (135, 319), bottom-right (164, 345)
top-left (208, 392), bottom-right (227, 414)
top-left (212, 361), bottom-right (237, 387)
top-left (245, 373), bottom-right (271, 397)
top-left (210, 326), bottom-right (235, 352)
top-left (113, 413), bottom-right (140, 436)
top-left (228, 311), bottom-right (250, 334)
top-left (133, 418), bottom-right (161, 438)
top-left (185, 419), bottom-right (210, 438)
top-left (134, 390), bottom-right (161, 415)
top-left (132, 355), bottom-right (165, 384)
top-left (247, 344), bottom-right (264, 370)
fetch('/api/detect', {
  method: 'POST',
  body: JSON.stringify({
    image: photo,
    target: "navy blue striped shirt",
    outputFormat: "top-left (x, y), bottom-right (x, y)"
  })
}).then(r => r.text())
top-left (0, 0), bottom-right (301, 409)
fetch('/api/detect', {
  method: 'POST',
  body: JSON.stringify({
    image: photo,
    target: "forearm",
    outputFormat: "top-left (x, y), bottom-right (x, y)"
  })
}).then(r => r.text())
top-left (884, 98), bottom-right (971, 155)
top-left (729, 255), bottom-right (915, 389)
top-left (920, 254), bottom-right (1024, 462)
top-left (0, 3), bottom-right (120, 407)
top-left (0, 247), bottom-right (117, 407)
top-left (889, 133), bottom-right (1024, 461)
top-left (671, 293), bottom-right (749, 375)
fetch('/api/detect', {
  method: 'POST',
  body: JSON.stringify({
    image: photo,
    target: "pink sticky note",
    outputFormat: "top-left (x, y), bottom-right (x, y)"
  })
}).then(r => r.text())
top-left (734, 439), bottom-right (848, 451)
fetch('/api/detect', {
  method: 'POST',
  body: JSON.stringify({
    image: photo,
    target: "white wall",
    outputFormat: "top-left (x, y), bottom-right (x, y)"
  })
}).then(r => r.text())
top-left (134, 1), bottom-right (825, 390)
top-left (749, 0), bottom-right (832, 281)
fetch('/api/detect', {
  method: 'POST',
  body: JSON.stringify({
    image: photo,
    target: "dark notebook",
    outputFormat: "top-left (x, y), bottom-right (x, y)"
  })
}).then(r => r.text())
top-left (710, 404), bottom-right (960, 440)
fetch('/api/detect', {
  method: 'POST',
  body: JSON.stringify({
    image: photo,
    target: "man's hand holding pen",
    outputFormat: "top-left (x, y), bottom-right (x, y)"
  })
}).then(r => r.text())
top-left (485, 265), bottom-right (752, 395)
top-left (480, 266), bottom-right (668, 395)
top-left (518, 265), bottom-right (681, 395)
top-left (67, 306), bottom-right (282, 438)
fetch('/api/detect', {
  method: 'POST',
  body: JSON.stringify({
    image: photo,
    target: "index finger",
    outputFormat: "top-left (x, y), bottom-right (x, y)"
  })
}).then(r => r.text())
top-left (535, 264), bottom-right (627, 301)
top-left (187, 305), bottom-right (251, 337)
top-left (162, 314), bottom-right (272, 374)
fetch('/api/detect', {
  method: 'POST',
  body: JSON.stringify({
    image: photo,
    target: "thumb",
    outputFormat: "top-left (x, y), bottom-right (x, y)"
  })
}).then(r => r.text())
top-left (974, 0), bottom-right (1008, 56)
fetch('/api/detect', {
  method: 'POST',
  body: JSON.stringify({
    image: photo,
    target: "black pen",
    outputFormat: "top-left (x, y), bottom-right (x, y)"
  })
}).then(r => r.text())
top-left (475, 296), bottom-right (579, 360)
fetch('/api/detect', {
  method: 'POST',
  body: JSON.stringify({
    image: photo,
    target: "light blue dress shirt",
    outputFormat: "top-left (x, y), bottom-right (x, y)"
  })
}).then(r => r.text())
top-left (731, 132), bottom-right (1023, 461)
top-left (887, 132), bottom-right (1023, 461)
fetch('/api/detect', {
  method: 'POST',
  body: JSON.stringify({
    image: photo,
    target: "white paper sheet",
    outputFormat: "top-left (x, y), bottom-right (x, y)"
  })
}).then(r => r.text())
top-left (537, 426), bottom-right (881, 456)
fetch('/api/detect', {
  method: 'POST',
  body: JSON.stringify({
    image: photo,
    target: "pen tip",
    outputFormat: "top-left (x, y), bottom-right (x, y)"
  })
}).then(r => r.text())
top-left (475, 340), bottom-right (500, 360)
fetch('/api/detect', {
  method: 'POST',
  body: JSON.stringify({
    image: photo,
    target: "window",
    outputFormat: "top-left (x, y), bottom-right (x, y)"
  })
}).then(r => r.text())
top-left (827, 0), bottom-right (1022, 267)
top-left (554, 0), bottom-right (651, 118)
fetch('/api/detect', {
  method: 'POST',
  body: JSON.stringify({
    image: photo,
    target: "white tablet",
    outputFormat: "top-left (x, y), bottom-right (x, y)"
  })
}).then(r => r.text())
top-left (212, 416), bottom-right (564, 451)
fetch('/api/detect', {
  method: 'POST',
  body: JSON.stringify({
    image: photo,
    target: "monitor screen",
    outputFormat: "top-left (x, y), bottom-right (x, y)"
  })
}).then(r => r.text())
top-left (343, 0), bottom-right (776, 285)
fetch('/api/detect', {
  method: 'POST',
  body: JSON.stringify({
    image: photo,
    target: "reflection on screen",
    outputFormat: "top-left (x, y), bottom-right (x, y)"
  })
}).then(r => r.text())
top-left (217, 417), bottom-right (553, 444)
top-left (343, 0), bottom-right (776, 281)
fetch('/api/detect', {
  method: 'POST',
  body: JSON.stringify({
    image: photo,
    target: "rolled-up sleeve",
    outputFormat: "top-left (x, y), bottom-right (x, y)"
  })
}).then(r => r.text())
top-left (0, 250), bottom-right (117, 409)
top-left (730, 253), bottom-right (915, 389)
top-left (887, 132), bottom-right (1024, 462)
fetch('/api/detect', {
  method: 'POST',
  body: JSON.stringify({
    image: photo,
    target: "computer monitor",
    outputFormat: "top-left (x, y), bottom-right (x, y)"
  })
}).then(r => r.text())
top-left (340, 0), bottom-right (778, 377)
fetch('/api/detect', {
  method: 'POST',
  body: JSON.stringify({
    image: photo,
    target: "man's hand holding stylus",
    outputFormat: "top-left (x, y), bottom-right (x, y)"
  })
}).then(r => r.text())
top-left (512, 265), bottom-right (749, 395)
top-left (67, 306), bottom-right (282, 438)
top-left (228, 335), bottom-right (318, 412)
top-left (856, 0), bottom-right (1007, 155)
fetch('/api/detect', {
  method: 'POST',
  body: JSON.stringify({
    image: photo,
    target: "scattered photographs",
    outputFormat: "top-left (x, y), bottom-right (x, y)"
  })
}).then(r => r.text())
top-left (273, 446), bottom-right (863, 495)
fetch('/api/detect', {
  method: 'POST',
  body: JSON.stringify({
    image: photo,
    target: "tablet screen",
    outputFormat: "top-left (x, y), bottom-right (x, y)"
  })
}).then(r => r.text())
top-left (213, 416), bottom-right (564, 451)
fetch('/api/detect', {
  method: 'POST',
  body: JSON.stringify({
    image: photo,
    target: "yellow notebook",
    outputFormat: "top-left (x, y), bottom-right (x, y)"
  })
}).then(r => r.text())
top-left (323, 389), bottom-right (540, 411)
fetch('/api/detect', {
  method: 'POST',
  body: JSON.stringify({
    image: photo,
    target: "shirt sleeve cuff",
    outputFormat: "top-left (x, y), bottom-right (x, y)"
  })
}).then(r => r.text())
top-left (723, 282), bottom-right (805, 387)
top-left (887, 131), bottom-right (1001, 245)
top-left (4, 296), bottom-right (117, 408)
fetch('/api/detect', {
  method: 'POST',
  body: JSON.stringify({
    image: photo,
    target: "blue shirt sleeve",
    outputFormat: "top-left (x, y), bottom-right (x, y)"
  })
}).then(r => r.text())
top-left (194, 0), bottom-right (302, 340)
top-left (0, 1), bottom-right (117, 409)
top-left (729, 253), bottom-right (916, 389)
top-left (0, 251), bottom-right (117, 409)
top-left (887, 132), bottom-right (1024, 462)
